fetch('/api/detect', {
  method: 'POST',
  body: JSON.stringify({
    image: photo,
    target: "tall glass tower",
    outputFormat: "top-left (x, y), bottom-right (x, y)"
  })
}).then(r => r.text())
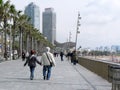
top-left (24, 2), bottom-right (40, 30)
top-left (42, 8), bottom-right (56, 45)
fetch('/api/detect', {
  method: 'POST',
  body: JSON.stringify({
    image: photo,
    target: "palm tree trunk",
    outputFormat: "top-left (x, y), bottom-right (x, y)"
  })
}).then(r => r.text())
top-left (20, 30), bottom-right (22, 58)
top-left (35, 39), bottom-right (37, 51)
top-left (4, 17), bottom-right (8, 60)
top-left (1, 31), bottom-right (4, 58)
top-left (18, 26), bottom-right (22, 58)
top-left (29, 36), bottom-right (31, 52)
top-left (26, 33), bottom-right (29, 52)
top-left (31, 37), bottom-right (33, 50)
top-left (9, 25), bottom-right (12, 60)
top-left (12, 20), bottom-right (16, 60)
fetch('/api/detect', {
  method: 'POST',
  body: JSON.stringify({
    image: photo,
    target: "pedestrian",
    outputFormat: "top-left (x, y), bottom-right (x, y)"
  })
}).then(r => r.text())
top-left (40, 47), bottom-right (56, 80)
top-left (71, 50), bottom-right (77, 65)
top-left (67, 52), bottom-right (71, 60)
top-left (26, 51), bottom-right (29, 61)
top-left (60, 51), bottom-right (64, 61)
top-left (22, 51), bottom-right (26, 61)
top-left (24, 50), bottom-right (41, 80)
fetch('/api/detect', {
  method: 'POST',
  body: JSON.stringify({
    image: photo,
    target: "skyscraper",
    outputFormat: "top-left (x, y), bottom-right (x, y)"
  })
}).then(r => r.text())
top-left (42, 8), bottom-right (56, 45)
top-left (24, 2), bottom-right (40, 30)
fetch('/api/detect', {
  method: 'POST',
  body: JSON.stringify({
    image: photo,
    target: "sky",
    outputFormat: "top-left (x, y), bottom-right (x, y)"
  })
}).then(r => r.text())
top-left (4, 0), bottom-right (120, 49)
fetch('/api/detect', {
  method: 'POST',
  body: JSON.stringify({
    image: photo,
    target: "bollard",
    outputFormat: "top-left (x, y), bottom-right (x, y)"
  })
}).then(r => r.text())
top-left (108, 65), bottom-right (120, 90)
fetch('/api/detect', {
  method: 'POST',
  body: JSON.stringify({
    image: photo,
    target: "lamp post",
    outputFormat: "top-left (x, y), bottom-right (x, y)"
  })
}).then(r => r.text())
top-left (75, 12), bottom-right (81, 51)
top-left (69, 31), bottom-right (72, 49)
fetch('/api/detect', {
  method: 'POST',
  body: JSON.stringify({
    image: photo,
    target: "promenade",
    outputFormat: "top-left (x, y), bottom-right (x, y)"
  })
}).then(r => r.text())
top-left (0, 56), bottom-right (111, 90)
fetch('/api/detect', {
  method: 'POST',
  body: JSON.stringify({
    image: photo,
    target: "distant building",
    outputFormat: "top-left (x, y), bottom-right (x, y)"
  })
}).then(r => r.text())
top-left (24, 2), bottom-right (40, 30)
top-left (42, 8), bottom-right (56, 45)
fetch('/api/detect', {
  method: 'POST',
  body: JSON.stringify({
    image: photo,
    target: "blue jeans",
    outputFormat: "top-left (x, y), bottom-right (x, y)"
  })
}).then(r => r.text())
top-left (43, 65), bottom-right (52, 80)
top-left (29, 66), bottom-right (35, 79)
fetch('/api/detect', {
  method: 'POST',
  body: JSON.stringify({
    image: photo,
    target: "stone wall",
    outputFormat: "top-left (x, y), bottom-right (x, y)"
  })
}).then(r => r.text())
top-left (78, 57), bottom-right (120, 82)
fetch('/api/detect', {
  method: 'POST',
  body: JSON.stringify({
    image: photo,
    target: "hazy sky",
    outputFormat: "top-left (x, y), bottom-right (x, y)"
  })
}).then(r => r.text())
top-left (5, 0), bottom-right (120, 49)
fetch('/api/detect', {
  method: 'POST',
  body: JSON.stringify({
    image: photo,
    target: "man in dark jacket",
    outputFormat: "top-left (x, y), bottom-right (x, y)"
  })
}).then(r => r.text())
top-left (60, 51), bottom-right (64, 61)
top-left (24, 50), bottom-right (41, 80)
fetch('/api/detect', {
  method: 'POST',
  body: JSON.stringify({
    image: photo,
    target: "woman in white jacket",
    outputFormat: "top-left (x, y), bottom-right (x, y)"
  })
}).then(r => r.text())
top-left (40, 47), bottom-right (56, 80)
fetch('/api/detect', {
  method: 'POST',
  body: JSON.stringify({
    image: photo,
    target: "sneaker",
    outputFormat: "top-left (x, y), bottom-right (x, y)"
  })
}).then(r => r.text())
top-left (30, 77), bottom-right (33, 80)
top-left (46, 78), bottom-right (50, 80)
top-left (46, 77), bottom-right (50, 80)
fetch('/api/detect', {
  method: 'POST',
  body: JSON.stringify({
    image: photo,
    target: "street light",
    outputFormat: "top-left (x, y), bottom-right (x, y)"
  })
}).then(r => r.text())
top-left (75, 12), bottom-right (81, 51)
top-left (69, 31), bottom-right (72, 49)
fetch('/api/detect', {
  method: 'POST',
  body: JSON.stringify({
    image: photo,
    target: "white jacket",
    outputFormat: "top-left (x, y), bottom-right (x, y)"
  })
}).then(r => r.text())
top-left (40, 51), bottom-right (56, 66)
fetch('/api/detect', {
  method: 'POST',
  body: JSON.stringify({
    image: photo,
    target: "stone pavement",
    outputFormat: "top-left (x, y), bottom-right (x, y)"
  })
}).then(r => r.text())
top-left (0, 56), bottom-right (111, 90)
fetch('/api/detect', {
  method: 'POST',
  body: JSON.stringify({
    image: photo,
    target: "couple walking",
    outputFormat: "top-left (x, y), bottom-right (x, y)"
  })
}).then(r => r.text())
top-left (24, 47), bottom-right (56, 80)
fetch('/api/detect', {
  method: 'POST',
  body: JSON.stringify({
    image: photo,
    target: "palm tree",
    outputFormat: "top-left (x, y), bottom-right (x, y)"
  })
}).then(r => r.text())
top-left (0, 0), bottom-right (3, 24)
top-left (0, 0), bottom-right (53, 59)
top-left (0, 0), bottom-right (4, 56)
top-left (9, 4), bottom-right (22, 59)
top-left (17, 14), bottom-right (29, 57)
top-left (24, 23), bottom-right (31, 52)
top-left (0, 0), bottom-right (11, 60)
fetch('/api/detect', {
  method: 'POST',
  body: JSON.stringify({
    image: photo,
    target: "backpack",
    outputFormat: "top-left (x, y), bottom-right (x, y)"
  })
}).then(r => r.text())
top-left (28, 56), bottom-right (36, 67)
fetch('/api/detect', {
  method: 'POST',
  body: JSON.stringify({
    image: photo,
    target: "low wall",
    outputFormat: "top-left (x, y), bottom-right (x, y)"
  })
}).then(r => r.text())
top-left (78, 57), bottom-right (120, 82)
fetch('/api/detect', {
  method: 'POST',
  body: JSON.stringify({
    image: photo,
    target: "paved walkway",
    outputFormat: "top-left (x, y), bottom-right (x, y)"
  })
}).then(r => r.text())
top-left (0, 56), bottom-right (111, 90)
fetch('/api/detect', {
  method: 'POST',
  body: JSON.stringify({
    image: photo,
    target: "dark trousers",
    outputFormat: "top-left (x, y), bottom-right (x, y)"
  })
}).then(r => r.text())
top-left (73, 60), bottom-right (76, 65)
top-left (60, 56), bottom-right (63, 61)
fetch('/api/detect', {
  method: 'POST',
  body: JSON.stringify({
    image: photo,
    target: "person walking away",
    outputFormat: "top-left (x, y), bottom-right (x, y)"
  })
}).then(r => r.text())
top-left (24, 50), bottom-right (41, 80)
top-left (60, 51), bottom-right (64, 61)
top-left (67, 52), bottom-right (71, 60)
top-left (22, 51), bottom-right (26, 61)
top-left (71, 50), bottom-right (77, 65)
top-left (40, 47), bottom-right (56, 80)
top-left (26, 51), bottom-right (29, 61)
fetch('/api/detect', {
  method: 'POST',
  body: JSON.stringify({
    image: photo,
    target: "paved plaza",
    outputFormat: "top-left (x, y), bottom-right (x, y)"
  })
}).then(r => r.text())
top-left (0, 56), bottom-right (111, 90)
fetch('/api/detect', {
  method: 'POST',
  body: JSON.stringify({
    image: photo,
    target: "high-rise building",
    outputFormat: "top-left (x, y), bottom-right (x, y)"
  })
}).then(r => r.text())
top-left (24, 2), bottom-right (40, 30)
top-left (42, 8), bottom-right (56, 45)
